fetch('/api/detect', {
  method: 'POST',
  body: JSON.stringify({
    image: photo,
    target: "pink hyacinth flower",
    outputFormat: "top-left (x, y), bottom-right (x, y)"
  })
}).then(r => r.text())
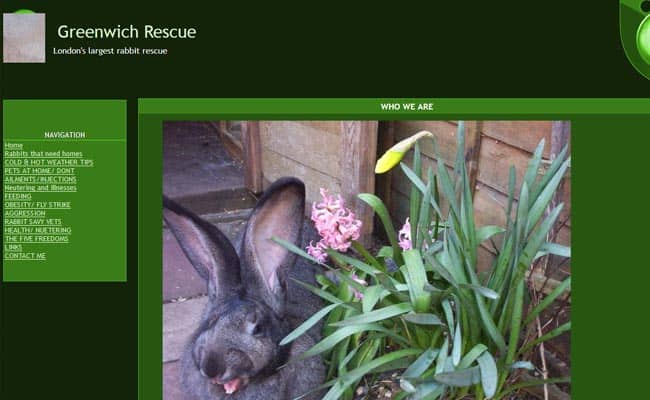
top-left (351, 273), bottom-right (368, 300)
top-left (306, 240), bottom-right (327, 263)
top-left (398, 218), bottom-right (412, 250)
top-left (306, 188), bottom-right (363, 262)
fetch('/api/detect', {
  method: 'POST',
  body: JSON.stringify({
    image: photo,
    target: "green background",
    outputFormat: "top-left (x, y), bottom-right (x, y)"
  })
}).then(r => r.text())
top-left (1, 0), bottom-right (650, 399)
top-left (3, 100), bottom-right (126, 281)
top-left (138, 99), bottom-right (650, 400)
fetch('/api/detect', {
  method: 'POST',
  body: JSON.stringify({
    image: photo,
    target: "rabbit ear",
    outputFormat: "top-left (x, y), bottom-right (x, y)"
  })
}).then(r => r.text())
top-left (240, 177), bottom-right (305, 315)
top-left (163, 196), bottom-right (243, 302)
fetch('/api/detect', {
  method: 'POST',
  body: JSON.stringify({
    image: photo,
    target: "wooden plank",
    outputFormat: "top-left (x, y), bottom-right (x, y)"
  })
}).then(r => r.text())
top-left (474, 183), bottom-right (571, 247)
top-left (391, 121), bottom-right (570, 207)
top-left (296, 121), bottom-right (345, 132)
top-left (394, 121), bottom-right (458, 166)
top-left (549, 121), bottom-right (571, 235)
top-left (464, 121), bottom-right (483, 196)
top-left (481, 121), bottom-right (553, 157)
top-left (241, 121), bottom-right (263, 194)
top-left (393, 184), bottom-right (570, 273)
top-left (477, 245), bottom-right (496, 274)
top-left (260, 121), bottom-right (342, 178)
top-left (261, 147), bottom-right (341, 209)
top-left (375, 122), bottom-right (395, 213)
top-left (207, 121), bottom-right (244, 161)
top-left (477, 135), bottom-right (532, 196)
top-left (474, 183), bottom-right (509, 229)
top-left (392, 142), bottom-right (570, 228)
top-left (389, 189), bottom-right (411, 230)
top-left (478, 139), bottom-right (571, 226)
top-left (391, 153), bottom-right (452, 216)
top-left (341, 121), bottom-right (378, 245)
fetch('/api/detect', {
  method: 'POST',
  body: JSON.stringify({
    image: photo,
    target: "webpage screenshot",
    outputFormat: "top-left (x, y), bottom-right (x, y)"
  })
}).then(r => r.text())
top-left (2, 2), bottom-right (650, 400)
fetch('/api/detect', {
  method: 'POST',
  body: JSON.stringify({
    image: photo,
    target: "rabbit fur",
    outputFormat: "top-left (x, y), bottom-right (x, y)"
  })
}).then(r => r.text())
top-left (163, 177), bottom-right (325, 400)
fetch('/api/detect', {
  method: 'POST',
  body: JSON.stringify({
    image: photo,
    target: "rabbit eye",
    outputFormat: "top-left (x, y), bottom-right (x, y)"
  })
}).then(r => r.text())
top-left (251, 323), bottom-right (263, 337)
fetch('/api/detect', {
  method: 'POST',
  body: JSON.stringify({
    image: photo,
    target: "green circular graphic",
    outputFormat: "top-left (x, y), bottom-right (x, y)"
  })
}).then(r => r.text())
top-left (637, 15), bottom-right (650, 65)
top-left (14, 9), bottom-right (35, 14)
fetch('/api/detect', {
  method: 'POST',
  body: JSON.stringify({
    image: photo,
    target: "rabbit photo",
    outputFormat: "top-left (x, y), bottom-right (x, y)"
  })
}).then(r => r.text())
top-left (163, 177), bottom-right (325, 400)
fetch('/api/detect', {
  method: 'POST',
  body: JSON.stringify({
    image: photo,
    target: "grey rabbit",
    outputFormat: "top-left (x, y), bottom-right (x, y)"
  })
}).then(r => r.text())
top-left (163, 177), bottom-right (325, 400)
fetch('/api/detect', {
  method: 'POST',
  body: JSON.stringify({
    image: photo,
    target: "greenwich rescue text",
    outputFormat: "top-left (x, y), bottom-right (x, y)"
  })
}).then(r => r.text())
top-left (57, 24), bottom-right (197, 39)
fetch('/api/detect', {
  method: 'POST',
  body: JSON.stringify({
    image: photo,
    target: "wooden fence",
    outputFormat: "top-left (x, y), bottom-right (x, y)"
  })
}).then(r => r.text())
top-left (213, 120), bottom-right (571, 282)
top-left (377, 120), bottom-right (571, 280)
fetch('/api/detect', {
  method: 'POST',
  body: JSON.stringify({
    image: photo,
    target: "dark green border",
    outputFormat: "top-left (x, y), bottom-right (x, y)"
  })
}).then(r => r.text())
top-left (139, 98), bottom-right (650, 400)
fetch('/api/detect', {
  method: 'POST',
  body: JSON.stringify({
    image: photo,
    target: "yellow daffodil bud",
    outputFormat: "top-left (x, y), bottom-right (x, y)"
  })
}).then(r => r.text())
top-left (374, 130), bottom-right (433, 174)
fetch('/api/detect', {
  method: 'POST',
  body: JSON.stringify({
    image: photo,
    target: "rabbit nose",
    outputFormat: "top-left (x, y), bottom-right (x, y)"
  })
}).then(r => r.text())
top-left (200, 353), bottom-right (224, 379)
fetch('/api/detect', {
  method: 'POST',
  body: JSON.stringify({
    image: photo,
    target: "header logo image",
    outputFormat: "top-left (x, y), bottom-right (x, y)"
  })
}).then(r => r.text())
top-left (3, 10), bottom-right (46, 63)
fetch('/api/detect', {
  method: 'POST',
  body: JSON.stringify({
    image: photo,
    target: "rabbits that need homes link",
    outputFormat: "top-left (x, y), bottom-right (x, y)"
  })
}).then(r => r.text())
top-left (163, 177), bottom-right (325, 400)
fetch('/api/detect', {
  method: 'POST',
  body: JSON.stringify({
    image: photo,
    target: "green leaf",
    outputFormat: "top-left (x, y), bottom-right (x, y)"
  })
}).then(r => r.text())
top-left (281, 302), bottom-right (341, 345)
top-left (459, 283), bottom-right (500, 300)
top-left (458, 344), bottom-right (488, 369)
top-left (338, 345), bottom-right (359, 374)
top-left (511, 361), bottom-right (535, 370)
top-left (351, 241), bottom-right (385, 272)
top-left (530, 145), bottom-right (569, 201)
top-left (500, 279), bottom-right (525, 390)
top-left (377, 246), bottom-right (394, 258)
top-left (272, 236), bottom-right (325, 266)
top-left (519, 322), bottom-right (571, 355)
top-left (435, 337), bottom-right (449, 375)
top-left (477, 351), bottom-right (498, 398)
top-left (487, 234), bottom-right (513, 303)
top-left (400, 378), bottom-right (417, 393)
top-left (424, 253), bottom-right (458, 288)
top-left (413, 382), bottom-right (444, 400)
top-left (323, 348), bottom-right (422, 400)
top-left (341, 348), bottom-right (421, 386)
top-left (526, 157), bottom-right (570, 235)
top-left (472, 288), bottom-right (506, 353)
top-left (401, 163), bottom-right (444, 218)
top-left (358, 193), bottom-right (402, 264)
top-left (315, 273), bottom-right (336, 288)
top-left (326, 249), bottom-right (378, 277)
top-left (515, 182), bottom-right (530, 245)
top-left (520, 204), bottom-right (564, 268)
top-left (290, 278), bottom-right (356, 309)
top-left (402, 250), bottom-right (431, 311)
top-left (460, 163), bottom-right (477, 258)
top-left (403, 313), bottom-right (445, 326)
top-left (361, 285), bottom-right (385, 313)
top-left (352, 338), bottom-right (381, 371)
top-left (402, 348), bottom-right (439, 379)
top-left (437, 157), bottom-right (460, 218)
top-left (330, 303), bottom-right (413, 327)
top-left (301, 323), bottom-right (395, 359)
top-left (535, 242), bottom-right (571, 260)
top-left (523, 139), bottom-right (545, 195)
top-left (442, 299), bottom-right (455, 335)
top-left (410, 142), bottom-right (423, 245)
top-left (433, 366), bottom-right (481, 387)
top-left (524, 276), bottom-right (571, 326)
top-left (452, 320), bottom-right (462, 366)
top-left (417, 178), bottom-right (433, 249)
top-left (476, 225), bottom-right (506, 243)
